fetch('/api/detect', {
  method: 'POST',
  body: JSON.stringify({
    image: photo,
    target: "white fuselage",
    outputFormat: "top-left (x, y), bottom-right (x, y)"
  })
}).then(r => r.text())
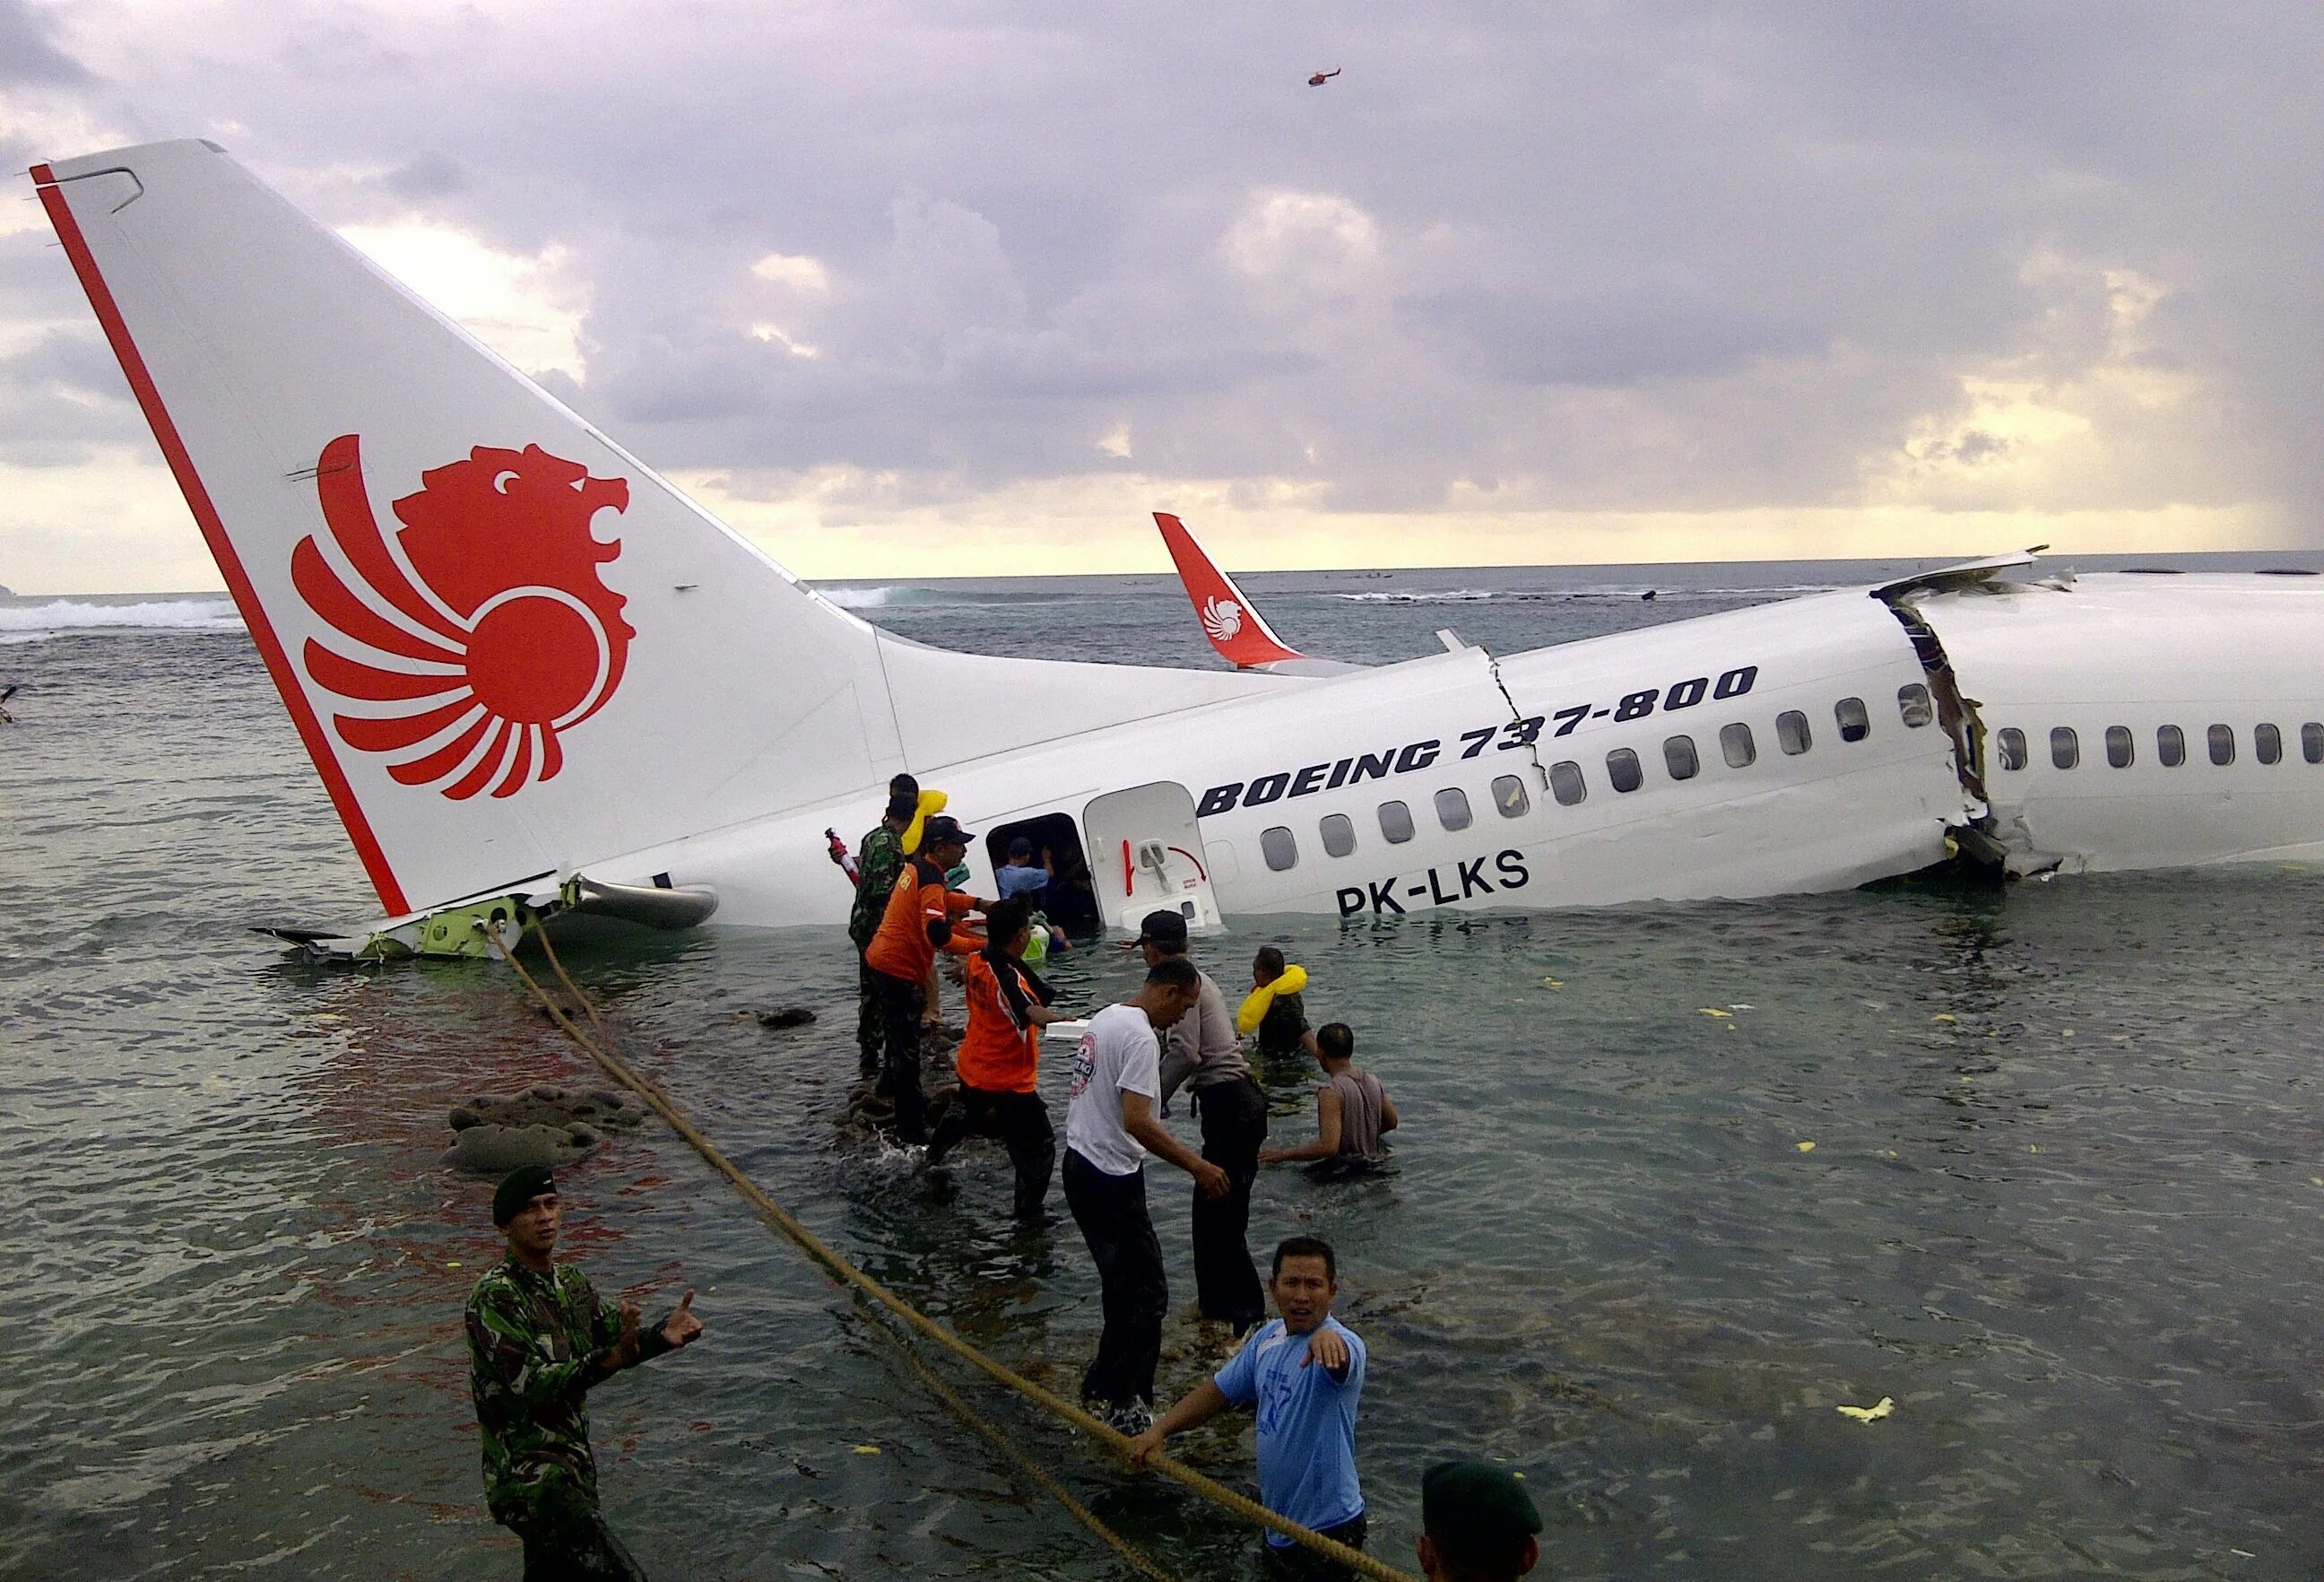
top-left (597, 571), bottom-right (2324, 929)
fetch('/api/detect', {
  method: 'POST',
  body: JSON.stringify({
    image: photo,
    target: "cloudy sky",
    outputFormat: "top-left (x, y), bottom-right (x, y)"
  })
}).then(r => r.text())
top-left (3, 1), bottom-right (2320, 592)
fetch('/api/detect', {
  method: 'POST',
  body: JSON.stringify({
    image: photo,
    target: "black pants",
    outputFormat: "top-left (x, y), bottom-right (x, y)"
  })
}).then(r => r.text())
top-left (925, 1084), bottom-right (1056, 1221)
top-left (1190, 1076), bottom-right (1268, 1330)
top-left (1062, 1148), bottom-right (1166, 1411)
top-left (854, 956), bottom-right (883, 1079)
top-left (872, 969), bottom-right (929, 1143)
top-left (508, 1491), bottom-right (646, 1581)
top-left (1263, 1512), bottom-right (1368, 1579)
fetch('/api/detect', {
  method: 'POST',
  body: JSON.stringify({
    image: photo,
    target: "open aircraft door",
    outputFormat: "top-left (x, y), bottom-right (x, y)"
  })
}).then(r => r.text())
top-left (1082, 782), bottom-right (1223, 934)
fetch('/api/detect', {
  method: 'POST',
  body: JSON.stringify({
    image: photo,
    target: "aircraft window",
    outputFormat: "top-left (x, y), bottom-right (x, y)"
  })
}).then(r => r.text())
top-left (1320, 813), bottom-right (1357, 858)
top-left (1491, 775), bottom-right (1531, 818)
top-left (2105, 726), bottom-right (2134, 769)
top-left (1835, 697), bottom-right (1870, 743)
top-left (1897, 683), bottom-right (1934, 728)
top-left (1721, 722), bottom-right (1756, 768)
top-left (1261, 826), bottom-right (1298, 872)
top-left (2050, 726), bottom-right (2079, 769)
top-left (1435, 787), bottom-right (1474, 831)
top-left (1997, 727), bottom-right (2026, 771)
top-left (1548, 761), bottom-right (1587, 805)
top-left (1776, 710), bottom-right (1812, 755)
top-left (1663, 734), bottom-right (1699, 781)
top-left (2256, 723), bottom-right (2283, 765)
top-left (1607, 748), bottom-right (1643, 794)
top-left (1378, 800), bottom-right (1416, 844)
top-left (2157, 725), bottom-right (2185, 767)
top-left (2208, 724), bottom-right (2235, 766)
top-left (2305, 723), bottom-right (2324, 763)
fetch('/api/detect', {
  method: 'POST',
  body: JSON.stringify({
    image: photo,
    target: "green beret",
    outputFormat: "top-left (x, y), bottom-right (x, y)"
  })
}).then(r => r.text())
top-left (1422, 1460), bottom-right (1541, 1566)
top-left (492, 1165), bottom-right (557, 1226)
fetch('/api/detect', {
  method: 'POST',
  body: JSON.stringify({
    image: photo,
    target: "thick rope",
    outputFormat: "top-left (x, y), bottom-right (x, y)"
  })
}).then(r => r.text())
top-left (486, 923), bottom-right (1418, 1582)
top-left (848, 1283), bottom-right (1179, 1582)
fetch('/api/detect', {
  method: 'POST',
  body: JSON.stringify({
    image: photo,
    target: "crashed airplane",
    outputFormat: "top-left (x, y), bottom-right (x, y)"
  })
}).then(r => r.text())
top-left (31, 141), bottom-right (2324, 953)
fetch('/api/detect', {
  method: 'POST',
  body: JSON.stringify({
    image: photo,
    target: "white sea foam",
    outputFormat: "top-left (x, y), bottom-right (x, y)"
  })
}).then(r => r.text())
top-left (0, 597), bottom-right (246, 640)
top-left (814, 584), bottom-right (897, 610)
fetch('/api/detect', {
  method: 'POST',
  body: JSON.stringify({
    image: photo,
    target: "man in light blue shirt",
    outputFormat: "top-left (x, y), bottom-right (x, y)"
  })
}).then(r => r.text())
top-left (1130, 1236), bottom-right (1367, 1572)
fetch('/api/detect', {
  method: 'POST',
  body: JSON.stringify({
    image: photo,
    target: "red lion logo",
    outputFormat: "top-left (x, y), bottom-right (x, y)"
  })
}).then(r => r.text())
top-left (291, 434), bottom-right (633, 800)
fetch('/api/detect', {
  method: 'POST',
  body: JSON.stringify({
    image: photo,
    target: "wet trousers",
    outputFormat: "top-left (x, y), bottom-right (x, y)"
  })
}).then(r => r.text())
top-left (871, 969), bottom-right (929, 1143)
top-left (508, 1493), bottom-right (646, 1581)
top-left (1062, 1148), bottom-right (1166, 1411)
top-left (854, 956), bottom-right (884, 1079)
top-left (1263, 1513), bottom-right (1368, 1579)
top-left (1189, 1076), bottom-right (1268, 1331)
top-left (925, 1085), bottom-right (1055, 1221)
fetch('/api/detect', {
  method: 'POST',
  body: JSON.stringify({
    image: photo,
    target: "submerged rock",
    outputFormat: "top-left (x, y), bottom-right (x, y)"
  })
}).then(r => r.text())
top-left (757, 1005), bottom-right (818, 1029)
top-left (444, 1085), bottom-right (647, 1172)
top-left (445, 1122), bottom-right (602, 1172)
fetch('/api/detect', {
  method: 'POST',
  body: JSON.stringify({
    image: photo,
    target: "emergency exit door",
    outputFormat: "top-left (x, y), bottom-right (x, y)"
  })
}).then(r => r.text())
top-left (1081, 781), bottom-right (1224, 934)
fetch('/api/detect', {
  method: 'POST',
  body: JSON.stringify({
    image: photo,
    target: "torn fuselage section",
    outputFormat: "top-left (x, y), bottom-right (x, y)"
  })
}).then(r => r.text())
top-left (1871, 552), bottom-right (2070, 880)
top-left (257, 873), bottom-right (720, 961)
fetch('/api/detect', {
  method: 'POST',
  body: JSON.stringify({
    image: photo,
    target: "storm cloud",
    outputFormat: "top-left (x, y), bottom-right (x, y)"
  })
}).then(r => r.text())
top-left (3, 1), bottom-right (2320, 588)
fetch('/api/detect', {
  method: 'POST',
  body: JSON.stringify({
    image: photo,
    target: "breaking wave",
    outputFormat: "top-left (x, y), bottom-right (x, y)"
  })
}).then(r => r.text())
top-left (0, 596), bottom-right (246, 642)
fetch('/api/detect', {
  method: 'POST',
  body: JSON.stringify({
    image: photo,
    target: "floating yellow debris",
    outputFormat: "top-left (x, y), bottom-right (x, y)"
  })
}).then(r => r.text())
top-left (1541, 978), bottom-right (1563, 990)
top-left (1836, 1397), bottom-right (1894, 1422)
top-left (1931, 1013), bottom-right (1955, 1023)
top-left (2029, 1145), bottom-right (2039, 1153)
top-left (1700, 1007), bottom-right (1733, 1019)
top-left (1796, 1141), bottom-right (1816, 1152)
top-left (447, 1261), bottom-right (462, 1269)
top-left (854, 1444), bottom-right (882, 1455)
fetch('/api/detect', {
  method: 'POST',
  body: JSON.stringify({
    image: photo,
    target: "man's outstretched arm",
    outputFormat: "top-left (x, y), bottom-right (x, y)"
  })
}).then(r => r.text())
top-left (1126, 1378), bottom-right (1233, 1466)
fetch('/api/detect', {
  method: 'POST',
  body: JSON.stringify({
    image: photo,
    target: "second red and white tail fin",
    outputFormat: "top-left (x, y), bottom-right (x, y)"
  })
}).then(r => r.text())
top-left (1153, 512), bottom-right (1309, 669)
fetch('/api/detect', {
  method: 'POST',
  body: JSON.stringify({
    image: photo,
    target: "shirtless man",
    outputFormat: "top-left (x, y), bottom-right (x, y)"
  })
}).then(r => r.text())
top-left (1260, 1022), bottom-right (1397, 1168)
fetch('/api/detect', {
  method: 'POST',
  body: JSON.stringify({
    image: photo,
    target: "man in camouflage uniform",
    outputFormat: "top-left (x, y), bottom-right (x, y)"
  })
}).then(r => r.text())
top-left (849, 780), bottom-right (920, 1082)
top-left (467, 1166), bottom-right (704, 1579)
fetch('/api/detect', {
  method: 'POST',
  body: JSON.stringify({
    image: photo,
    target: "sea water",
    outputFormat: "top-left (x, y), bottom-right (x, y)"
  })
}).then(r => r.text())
top-left (5, 555), bottom-right (2324, 1580)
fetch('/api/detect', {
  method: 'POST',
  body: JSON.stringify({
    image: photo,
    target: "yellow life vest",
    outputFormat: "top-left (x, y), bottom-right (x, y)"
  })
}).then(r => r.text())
top-left (900, 788), bottom-right (949, 855)
top-left (1236, 963), bottom-right (1309, 1037)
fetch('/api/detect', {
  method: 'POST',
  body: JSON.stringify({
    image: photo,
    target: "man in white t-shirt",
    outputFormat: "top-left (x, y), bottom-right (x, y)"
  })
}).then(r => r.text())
top-left (1063, 955), bottom-right (1230, 1431)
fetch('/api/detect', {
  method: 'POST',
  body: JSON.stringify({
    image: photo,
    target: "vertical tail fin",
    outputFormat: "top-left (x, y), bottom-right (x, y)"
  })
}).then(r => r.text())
top-left (1153, 511), bottom-right (1311, 669)
top-left (34, 141), bottom-right (903, 914)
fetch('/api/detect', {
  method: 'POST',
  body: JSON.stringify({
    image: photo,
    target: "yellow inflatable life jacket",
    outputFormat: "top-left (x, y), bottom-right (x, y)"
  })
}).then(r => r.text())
top-left (900, 788), bottom-right (949, 855)
top-left (1236, 963), bottom-right (1309, 1037)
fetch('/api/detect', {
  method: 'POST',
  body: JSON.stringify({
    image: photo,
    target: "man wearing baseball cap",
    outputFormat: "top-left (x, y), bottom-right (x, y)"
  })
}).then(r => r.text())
top-left (1140, 908), bottom-right (1270, 1334)
top-left (1418, 1460), bottom-right (1543, 1580)
top-left (864, 812), bottom-right (987, 1143)
top-left (465, 1167), bottom-right (705, 1578)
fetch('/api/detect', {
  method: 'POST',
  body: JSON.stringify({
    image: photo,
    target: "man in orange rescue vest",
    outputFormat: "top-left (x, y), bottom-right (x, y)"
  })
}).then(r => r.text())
top-left (923, 896), bottom-right (1070, 1220)
top-left (865, 813), bottom-right (985, 1144)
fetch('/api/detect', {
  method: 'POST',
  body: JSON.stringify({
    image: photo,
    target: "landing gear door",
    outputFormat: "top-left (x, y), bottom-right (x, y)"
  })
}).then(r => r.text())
top-left (1081, 782), bottom-right (1223, 934)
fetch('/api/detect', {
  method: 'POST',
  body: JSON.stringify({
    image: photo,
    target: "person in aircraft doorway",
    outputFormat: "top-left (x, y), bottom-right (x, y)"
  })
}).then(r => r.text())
top-left (864, 813), bottom-right (985, 1144)
top-left (1143, 908), bottom-right (1270, 1335)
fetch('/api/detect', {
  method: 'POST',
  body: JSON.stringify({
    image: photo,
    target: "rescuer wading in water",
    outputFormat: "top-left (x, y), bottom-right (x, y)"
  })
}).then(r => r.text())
top-left (466, 1166), bottom-right (704, 1580)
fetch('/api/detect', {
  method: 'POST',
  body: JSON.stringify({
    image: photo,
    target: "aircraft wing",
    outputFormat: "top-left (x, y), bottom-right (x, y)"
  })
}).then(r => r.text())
top-left (1154, 512), bottom-right (1361, 674)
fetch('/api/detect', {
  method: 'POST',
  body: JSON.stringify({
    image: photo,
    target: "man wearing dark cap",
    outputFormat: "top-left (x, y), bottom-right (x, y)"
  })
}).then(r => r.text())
top-left (466, 1167), bottom-right (705, 1579)
top-left (1418, 1461), bottom-right (1543, 1581)
top-left (1140, 908), bottom-right (1269, 1334)
top-left (865, 813), bottom-right (987, 1143)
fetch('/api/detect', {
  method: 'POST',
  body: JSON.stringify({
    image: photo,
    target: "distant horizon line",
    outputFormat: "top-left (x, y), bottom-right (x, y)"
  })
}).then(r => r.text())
top-left (11, 542), bottom-right (2324, 601)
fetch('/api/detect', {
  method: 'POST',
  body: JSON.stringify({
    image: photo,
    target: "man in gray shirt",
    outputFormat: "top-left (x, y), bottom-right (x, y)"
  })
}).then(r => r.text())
top-left (1140, 908), bottom-right (1269, 1334)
